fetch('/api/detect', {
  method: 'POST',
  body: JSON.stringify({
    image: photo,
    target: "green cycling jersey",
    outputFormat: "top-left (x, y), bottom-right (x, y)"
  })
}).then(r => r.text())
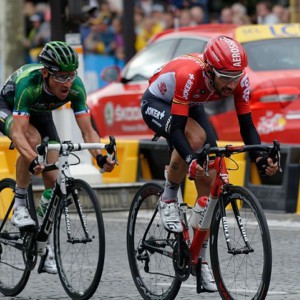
top-left (0, 63), bottom-right (89, 116)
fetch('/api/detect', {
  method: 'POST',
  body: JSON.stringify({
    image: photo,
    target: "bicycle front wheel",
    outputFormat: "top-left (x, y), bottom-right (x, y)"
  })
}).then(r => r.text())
top-left (54, 179), bottom-right (105, 300)
top-left (210, 186), bottom-right (272, 300)
top-left (127, 182), bottom-right (182, 300)
top-left (0, 178), bottom-right (31, 296)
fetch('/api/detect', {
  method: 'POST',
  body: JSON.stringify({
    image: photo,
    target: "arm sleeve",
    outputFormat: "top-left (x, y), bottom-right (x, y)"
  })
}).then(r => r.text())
top-left (169, 114), bottom-right (195, 164)
top-left (238, 112), bottom-right (263, 160)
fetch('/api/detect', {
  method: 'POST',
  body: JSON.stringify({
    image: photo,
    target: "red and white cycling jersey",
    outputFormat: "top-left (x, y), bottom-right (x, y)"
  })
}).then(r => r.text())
top-left (148, 53), bottom-right (251, 117)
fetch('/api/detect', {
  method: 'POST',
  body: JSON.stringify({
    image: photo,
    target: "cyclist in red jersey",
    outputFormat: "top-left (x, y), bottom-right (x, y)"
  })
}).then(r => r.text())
top-left (141, 35), bottom-right (278, 292)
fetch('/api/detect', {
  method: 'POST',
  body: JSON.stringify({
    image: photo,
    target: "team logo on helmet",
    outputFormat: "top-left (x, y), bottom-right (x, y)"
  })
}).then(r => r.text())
top-left (219, 36), bottom-right (242, 67)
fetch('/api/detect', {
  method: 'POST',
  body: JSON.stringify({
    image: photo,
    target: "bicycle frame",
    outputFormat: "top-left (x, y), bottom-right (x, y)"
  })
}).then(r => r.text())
top-left (36, 139), bottom-right (117, 253)
top-left (186, 141), bottom-right (281, 264)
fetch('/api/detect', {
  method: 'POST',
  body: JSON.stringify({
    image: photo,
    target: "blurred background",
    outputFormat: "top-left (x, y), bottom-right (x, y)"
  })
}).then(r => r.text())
top-left (0, 0), bottom-right (296, 93)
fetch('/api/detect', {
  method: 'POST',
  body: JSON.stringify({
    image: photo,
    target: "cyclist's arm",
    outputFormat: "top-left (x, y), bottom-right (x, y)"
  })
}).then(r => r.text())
top-left (238, 112), bottom-right (278, 175)
top-left (75, 113), bottom-right (102, 158)
top-left (76, 114), bottom-right (115, 172)
top-left (10, 116), bottom-right (38, 162)
top-left (169, 114), bottom-right (195, 164)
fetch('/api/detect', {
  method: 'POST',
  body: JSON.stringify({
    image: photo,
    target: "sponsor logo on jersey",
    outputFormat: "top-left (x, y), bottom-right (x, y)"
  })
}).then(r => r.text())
top-left (158, 82), bottom-right (167, 95)
top-left (240, 74), bottom-right (250, 102)
top-left (183, 73), bottom-right (195, 100)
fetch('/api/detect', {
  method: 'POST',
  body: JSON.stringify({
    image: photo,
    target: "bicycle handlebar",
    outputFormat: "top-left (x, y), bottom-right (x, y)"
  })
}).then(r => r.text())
top-left (195, 140), bottom-right (282, 173)
top-left (36, 136), bottom-right (118, 172)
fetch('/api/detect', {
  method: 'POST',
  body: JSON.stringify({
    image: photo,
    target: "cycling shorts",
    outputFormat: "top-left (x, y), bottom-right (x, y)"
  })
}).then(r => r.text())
top-left (0, 95), bottom-right (60, 142)
top-left (141, 88), bottom-right (217, 147)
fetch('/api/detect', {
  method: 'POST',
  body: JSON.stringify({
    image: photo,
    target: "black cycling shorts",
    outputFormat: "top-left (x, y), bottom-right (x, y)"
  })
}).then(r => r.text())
top-left (0, 95), bottom-right (60, 142)
top-left (141, 88), bottom-right (217, 147)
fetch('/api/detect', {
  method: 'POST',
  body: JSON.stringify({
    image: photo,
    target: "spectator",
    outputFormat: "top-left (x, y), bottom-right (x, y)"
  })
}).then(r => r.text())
top-left (23, 13), bottom-right (44, 62)
top-left (231, 2), bottom-right (247, 17)
top-left (256, 1), bottom-right (279, 24)
top-left (178, 9), bottom-right (194, 27)
top-left (190, 5), bottom-right (206, 25)
top-left (219, 7), bottom-right (233, 24)
top-left (232, 13), bottom-right (252, 25)
top-left (83, 14), bottom-right (116, 55)
top-left (163, 11), bottom-right (176, 29)
top-left (150, 3), bottom-right (167, 29)
top-left (135, 16), bottom-right (163, 51)
top-left (272, 4), bottom-right (288, 23)
top-left (110, 16), bottom-right (125, 62)
top-left (34, 6), bottom-right (51, 48)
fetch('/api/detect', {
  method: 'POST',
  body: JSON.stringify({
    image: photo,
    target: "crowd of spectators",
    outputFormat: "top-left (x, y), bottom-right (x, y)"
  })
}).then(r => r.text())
top-left (23, 0), bottom-right (291, 64)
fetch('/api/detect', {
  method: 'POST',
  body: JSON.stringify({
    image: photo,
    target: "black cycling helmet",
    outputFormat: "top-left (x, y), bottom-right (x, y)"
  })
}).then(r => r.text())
top-left (38, 41), bottom-right (79, 72)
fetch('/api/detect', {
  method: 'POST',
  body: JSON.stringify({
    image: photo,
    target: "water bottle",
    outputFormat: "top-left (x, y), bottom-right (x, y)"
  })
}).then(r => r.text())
top-left (189, 196), bottom-right (208, 229)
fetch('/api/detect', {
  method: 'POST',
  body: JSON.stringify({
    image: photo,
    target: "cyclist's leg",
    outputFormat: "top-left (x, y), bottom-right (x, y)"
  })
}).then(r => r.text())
top-left (142, 93), bottom-right (183, 231)
top-left (30, 112), bottom-right (59, 190)
top-left (30, 112), bottom-right (59, 274)
top-left (142, 92), bottom-right (206, 232)
top-left (2, 107), bottom-right (40, 227)
top-left (189, 105), bottom-right (217, 292)
top-left (190, 104), bottom-right (218, 197)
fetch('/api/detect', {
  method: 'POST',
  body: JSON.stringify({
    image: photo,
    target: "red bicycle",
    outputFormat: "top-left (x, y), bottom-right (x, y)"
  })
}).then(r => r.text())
top-left (127, 140), bottom-right (281, 300)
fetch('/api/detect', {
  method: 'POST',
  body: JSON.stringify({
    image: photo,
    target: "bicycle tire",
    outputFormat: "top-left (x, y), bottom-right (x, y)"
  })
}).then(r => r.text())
top-left (127, 182), bottom-right (182, 300)
top-left (210, 186), bottom-right (272, 300)
top-left (0, 178), bottom-right (31, 296)
top-left (54, 179), bottom-right (105, 300)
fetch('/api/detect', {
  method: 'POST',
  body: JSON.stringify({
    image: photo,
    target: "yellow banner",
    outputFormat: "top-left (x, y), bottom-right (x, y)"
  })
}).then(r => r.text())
top-left (236, 24), bottom-right (300, 43)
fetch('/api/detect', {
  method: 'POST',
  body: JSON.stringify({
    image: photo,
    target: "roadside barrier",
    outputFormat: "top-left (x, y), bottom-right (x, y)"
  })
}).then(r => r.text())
top-left (1, 136), bottom-right (299, 212)
top-left (0, 136), bottom-right (17, 180)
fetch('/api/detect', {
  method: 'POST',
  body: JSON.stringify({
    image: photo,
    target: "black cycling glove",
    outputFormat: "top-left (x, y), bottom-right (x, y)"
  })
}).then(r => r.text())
top-left (256, 156), bottom-right (269, 176)
top-left (29, 157), bottom-right (39, 175)
top-left (96, 154), bottom-right (107, 169)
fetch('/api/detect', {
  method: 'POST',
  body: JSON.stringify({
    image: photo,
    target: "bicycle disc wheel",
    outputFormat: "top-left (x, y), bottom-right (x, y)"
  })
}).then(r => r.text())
top-left (0, 178), bottom-right (31, 296)
top-left (210, 186), bottom-right (272, 300)
top-left (127, 182), bottom-right (182, 300)
top-left (54, 179), bottom-right (105, 300)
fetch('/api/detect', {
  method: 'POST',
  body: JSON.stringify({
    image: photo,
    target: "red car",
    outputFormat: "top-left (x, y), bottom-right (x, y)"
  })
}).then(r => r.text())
top-left (87, 23), bottom-right (300, 145)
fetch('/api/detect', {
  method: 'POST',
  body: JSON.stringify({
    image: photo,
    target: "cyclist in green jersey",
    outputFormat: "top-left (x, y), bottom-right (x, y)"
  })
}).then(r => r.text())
top-left (0, 41), bottom-right (115, 274)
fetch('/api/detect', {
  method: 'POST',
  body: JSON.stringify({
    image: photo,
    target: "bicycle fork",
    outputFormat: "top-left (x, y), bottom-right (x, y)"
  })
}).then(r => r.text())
top-left (219, 191), bottom-right (254, 255)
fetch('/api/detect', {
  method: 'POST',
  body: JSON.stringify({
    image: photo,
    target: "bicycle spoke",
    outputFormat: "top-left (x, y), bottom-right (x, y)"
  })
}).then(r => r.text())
top-left (54, 179), bottom-right (105, 300)
top-left (0, 179), bottom-right (31, 297)
top-left (127, 183), bottom-right (182, 300)
top-left (211, 187), bottom-right (272, 300)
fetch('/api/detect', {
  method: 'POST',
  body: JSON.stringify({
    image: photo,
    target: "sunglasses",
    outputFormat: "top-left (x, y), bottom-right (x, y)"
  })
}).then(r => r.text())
top-left (49, 71), bottom-right (77, 83)
top-left (212, 68), bottom-right (243, 83)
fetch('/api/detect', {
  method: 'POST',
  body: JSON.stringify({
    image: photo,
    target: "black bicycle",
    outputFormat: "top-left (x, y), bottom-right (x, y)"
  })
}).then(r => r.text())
top-left (0, 136), bottom-right (117, 300)
top-left (127, 140), bottom-right (281, 300)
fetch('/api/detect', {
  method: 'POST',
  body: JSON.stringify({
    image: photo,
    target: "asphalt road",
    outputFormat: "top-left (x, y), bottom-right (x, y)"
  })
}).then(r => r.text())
top-left (4, 211), bottom-right (300, 300)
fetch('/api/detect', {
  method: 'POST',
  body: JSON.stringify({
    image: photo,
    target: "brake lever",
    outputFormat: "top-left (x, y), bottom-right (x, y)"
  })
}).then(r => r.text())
top-left (269, 140), bottom-right (282, 173)
top-left (105, 136), bottom-right (119, 165)
top-left (196, 144), bottom-right (210, 177)
top-left (36, 137), bottom-right (49, 165)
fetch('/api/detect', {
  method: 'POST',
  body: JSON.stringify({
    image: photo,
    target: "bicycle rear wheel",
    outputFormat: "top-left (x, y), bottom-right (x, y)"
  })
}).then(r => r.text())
top-left (210, 186), bottom-right (272, 300)
top-left (127, 182), bottom-right (182, 300)
top-left (0, 178), bottom-right (31, 296)
top-left (54, 179), bottom-right (105, 300)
